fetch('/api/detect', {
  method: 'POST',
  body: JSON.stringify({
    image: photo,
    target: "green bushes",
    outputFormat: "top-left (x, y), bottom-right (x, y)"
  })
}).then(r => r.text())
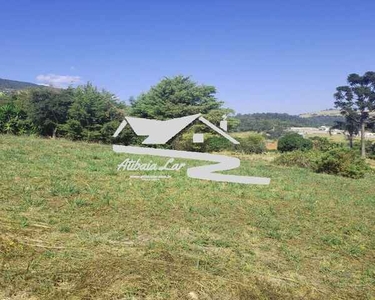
top-left (170, 131), bottom-right (266, 154)
top-left (205, 135), bottom-right (234, 152)
top-left (353, 141), bottom-right (375, 160)
top-left (275, 148), bottom-right (369, 178)
top-left (274, 150), bottom-right (322, 170)
top-left (316, 148), bottom-right (369, 179)
top-left (367, 142), bottom-right (375, 159)
top-left (236, 133), bottom-right (266, 154)
top-left (0, 104), bottom-right (32, 135)
top-left (309, 136), bottom-right (340, 152)
top-left (171, 132), bottom-right (235, 153)
top-left (277, 133), bottom-right (313, 152)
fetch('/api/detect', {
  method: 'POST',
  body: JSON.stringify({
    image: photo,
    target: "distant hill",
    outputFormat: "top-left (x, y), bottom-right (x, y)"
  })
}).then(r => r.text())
top-left (0, 78), bottom-right (39, 92)
top-left (299, 109), bottom-right (341, 118)
top-left (235, 112), bottom-right (344, 136)
top-left (300, 108), bottom-right (375, 118)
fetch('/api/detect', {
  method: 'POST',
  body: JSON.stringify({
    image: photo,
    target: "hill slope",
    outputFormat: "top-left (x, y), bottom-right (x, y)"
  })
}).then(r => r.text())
top-left (299, 109), bottom-right (341, 118)
top-left (235, 113), bottom-right (343, 132)
top-left (1, 135), bottom-right (374, 299)
top-left (0, 78), bottom-right (39, 92)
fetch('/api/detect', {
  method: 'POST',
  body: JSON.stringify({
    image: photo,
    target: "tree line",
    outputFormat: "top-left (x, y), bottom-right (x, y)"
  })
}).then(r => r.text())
top-left (0, 84), bottom-right (126, 143)
top-left (0, 76), bottom-right (237, 145)
top-left (1, 72), bottom-right (375, 157)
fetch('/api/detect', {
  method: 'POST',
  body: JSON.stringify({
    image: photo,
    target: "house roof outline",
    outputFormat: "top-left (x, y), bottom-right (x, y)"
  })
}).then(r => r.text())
top-left (113, 113), bottom-right (240, 145)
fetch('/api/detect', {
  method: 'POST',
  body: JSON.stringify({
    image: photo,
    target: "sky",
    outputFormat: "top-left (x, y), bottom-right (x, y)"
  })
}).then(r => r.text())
top-left (1, 0), bottom-right (375, 115)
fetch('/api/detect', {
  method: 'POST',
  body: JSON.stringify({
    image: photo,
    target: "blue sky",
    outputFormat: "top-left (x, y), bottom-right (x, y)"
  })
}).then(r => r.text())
top-left (1, 0), bottom-right (374, 114)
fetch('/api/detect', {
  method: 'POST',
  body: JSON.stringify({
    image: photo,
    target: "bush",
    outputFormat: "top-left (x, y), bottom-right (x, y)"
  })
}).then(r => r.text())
top-left (100, 121), bottom-right (120, 143)
top-left (60, 119), bottom-right (83, 140)
top-left (367, 142), bottom-right (375, 159)
top-left (171, 131), bottom-right (206, 152)
top-left (205, 135), bottom-right (234, 152)
top-left (309, 136), bottom-right (340, 152)
top-left (0, 104), bottom-right (31, 135)
top-left (236, 133), bottom-right (266, 154)
top-left (274, 150), bottom-right (323, 170)
top-left (316, 148), bottom-right (369, 179)
top-left (353, 140), bottom-right (375, 159)
top-left (274, 148), bottom-right (369, 179)
top-left (278, 133), bottom-right (313, 152)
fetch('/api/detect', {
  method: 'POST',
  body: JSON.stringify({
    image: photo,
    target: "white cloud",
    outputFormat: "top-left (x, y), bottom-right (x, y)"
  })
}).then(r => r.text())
top-left (36, 74), bottom-right (81, 87)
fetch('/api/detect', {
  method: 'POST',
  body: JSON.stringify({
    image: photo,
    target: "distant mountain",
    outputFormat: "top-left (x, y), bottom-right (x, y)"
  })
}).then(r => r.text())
top-left (0, 78), bottom-right (39, 92)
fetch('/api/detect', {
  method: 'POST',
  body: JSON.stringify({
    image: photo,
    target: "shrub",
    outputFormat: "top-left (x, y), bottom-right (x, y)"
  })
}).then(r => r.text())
top-left (171, 131), bottom-right (206, 152)
top-left (309, 136), bottom-right (340, 152)
top-left (205, 135), bottom-right (234, 152)
top-left (316, 148), bottom-right (369, 179)
top-left (100, 121), bottom-right (120, 143)
top-left (274, 148), bottom-right (369, 179)
top-left (0, 104), bottom-right (31, 135)
top-left (60, 119), bottom-right (83, 140)
top-left (274, 150), bottom-right (322, 170)
top-left (236, 133), bottom-right (266, 154)
top-left (353, 140), bottom-right (375, 159)
top-left (278, 133), bottom-right (313, 152)
top-left (367, 142), bottom-right (375, 159)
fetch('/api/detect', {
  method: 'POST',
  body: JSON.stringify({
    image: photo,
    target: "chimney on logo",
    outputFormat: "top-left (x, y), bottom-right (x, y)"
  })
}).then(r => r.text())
top-left (220, 115), bottom-right (228, 131)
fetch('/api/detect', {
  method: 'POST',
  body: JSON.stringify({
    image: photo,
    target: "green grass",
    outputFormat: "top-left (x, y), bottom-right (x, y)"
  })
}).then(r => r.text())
top-left (1, 135), bottom-right (375, 299)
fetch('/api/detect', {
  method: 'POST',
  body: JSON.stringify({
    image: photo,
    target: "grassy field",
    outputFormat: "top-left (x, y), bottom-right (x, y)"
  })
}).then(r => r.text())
top-left (1, 135), bottom-right (375, 299)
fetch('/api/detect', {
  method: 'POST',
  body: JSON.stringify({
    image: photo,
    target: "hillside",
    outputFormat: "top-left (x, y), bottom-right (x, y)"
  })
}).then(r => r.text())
top-left (299, 109), bottom-right (341, 118)
top-left (0, 77), bottom-right (39, 92)
top-left (1, 135), bottom-right (374, 299)
top-left (300, 109), bottom-right (375, 119)
top-left (235, 113), bottom-right (343, 133)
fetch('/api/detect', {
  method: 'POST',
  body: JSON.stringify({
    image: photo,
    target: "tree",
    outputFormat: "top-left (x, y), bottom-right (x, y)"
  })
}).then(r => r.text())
top-left (66, 83), bottom-right (125, 141)
top-left (28, 88), bottom-right (74, 138)
top-left (334, 72), bottom-right (375, 157)
top-left (330, 111), bottom-right (359, 148)
top-left (130, 75), bottom-right (224, 120)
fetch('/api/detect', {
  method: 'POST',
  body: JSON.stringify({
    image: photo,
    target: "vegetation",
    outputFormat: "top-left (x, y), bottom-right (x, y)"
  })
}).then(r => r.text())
top-left (236, 133), bottom-right (266, 154)
top-left (274, 150), bottom-right (323, 170)
top-left (28, 88), bottom-right (74, 138)
top-left (275, 146), bottom-right (370, 179)
top-left (0, 77), bottom-right (242, 148)
top-left (1, 135), bottom-right (375, 299)
top-left (235, 113), bottom-right (343, 138)
top-left (334, 72), bottom-right (375, 157)
top-left (132, 76), bottom-right (220, 118)
top-left (0, 83), bottom-right (127, 142)
top-left (0, 103), bottom-right (30, 134)
top-left (316, 148), bottom-right (370, 179)
top-left (309, 136), bottom-right (341, 152)
top-left (130, 75), bottom-right (239, 130)
top-left (330, 111), bottom-right (359, 148)
top-left (1, 73), bottom-right (375, 299)
top-left (277, 133), bottom-right (313, 152)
